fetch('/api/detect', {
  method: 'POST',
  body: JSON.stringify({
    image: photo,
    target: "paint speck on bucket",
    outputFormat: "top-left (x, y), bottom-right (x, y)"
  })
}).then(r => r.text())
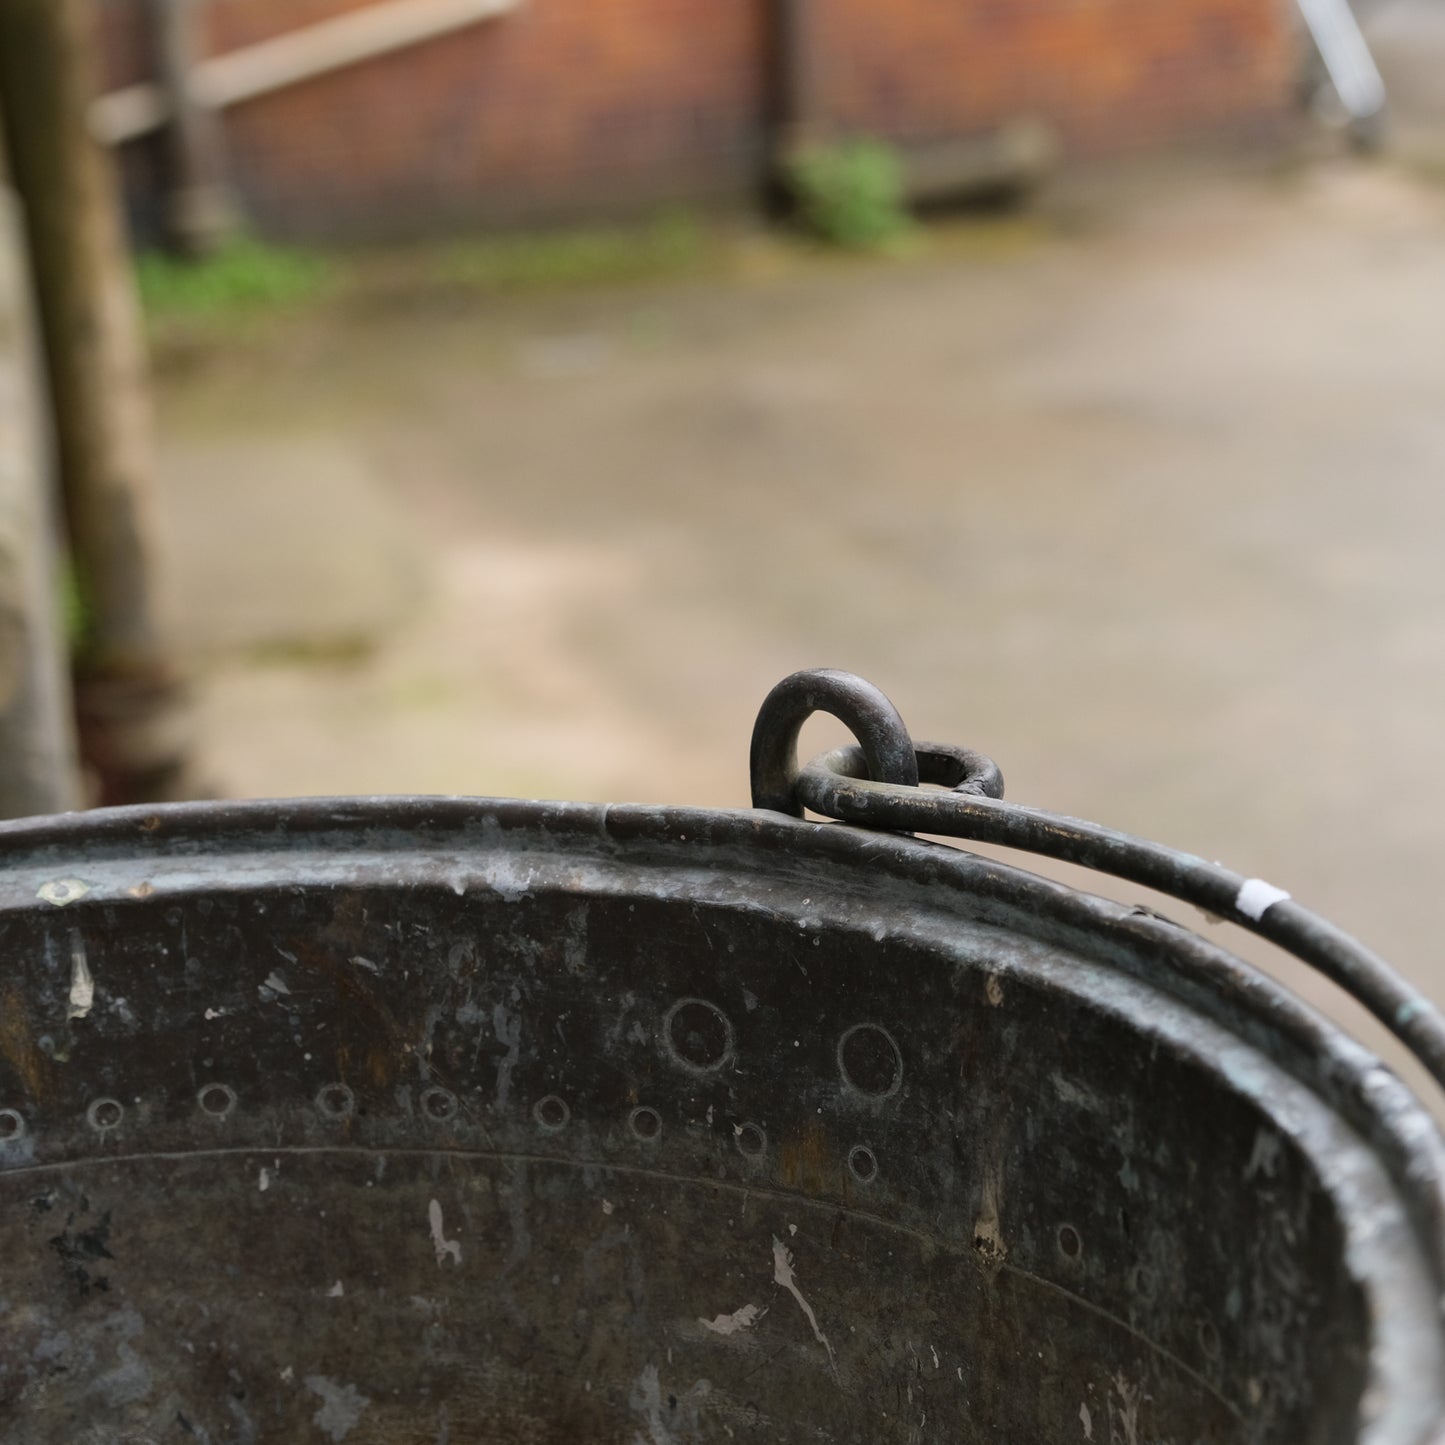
top-left (38, 879), bottom-right (90, 907)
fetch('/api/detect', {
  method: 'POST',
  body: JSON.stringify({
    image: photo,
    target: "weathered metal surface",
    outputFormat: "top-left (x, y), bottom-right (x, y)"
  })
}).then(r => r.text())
top-left (0, 673), bottom-right (1437, 1443)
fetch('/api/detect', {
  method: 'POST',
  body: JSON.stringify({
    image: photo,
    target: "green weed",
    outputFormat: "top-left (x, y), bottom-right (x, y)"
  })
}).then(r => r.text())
top-left (786, 139), bottom-right (912, 250)
top-left (135, 236), bottom-right (331, 322)
top-left (57, 558), bottom-right (93, 657)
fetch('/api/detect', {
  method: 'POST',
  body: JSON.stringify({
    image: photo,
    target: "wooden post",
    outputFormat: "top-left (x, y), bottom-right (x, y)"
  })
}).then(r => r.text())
top-left (0, 0), bottom-right (199, 807)
top-left (0, 118), bottom-right (83, 818)
top-left (149, 0), bottom-right (237, 256)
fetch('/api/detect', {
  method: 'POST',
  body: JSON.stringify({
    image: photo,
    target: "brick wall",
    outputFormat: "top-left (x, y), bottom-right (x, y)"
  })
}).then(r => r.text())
top-left (821, 0), bottom-right (1296, 157)
top-left (93, 0), bottom-right (1297, 241)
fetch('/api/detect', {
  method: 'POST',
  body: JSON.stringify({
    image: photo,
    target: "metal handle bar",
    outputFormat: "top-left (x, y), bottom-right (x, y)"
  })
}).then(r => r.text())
top-left (751, 669), bottom-right (1445, 1093)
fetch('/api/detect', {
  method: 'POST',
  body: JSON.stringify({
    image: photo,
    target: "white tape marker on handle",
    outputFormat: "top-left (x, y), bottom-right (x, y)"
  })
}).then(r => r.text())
top-left (1236, 878), bottom-right (1292, 922)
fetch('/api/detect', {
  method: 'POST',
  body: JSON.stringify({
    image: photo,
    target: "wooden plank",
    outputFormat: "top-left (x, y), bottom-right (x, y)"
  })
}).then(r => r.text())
top-left (93, 0), bottom-right (523, 145)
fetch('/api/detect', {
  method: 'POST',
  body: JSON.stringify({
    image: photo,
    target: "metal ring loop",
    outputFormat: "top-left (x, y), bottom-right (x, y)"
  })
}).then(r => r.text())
top-left (818, 741), bottom-right (1006, 800)
top-left (749, 669), bottom-right (919, 816)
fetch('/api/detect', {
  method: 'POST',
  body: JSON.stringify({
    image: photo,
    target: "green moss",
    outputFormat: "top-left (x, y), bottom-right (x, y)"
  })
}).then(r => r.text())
top-left (432, 210), bottom-right (708, 292)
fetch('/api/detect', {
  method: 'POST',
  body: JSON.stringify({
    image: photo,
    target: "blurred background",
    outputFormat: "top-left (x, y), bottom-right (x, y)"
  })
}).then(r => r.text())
top-left (1, 0), bottom-right (1443, 1089)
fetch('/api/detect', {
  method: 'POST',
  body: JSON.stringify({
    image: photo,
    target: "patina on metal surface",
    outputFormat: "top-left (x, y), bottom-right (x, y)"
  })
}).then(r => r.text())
top-left (0, 669), bottom-right (1440, 1444)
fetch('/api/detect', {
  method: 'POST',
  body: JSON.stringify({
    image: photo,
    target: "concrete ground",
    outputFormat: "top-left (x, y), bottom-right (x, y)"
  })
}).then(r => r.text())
top-left (1364, 0), bottom-right (1445, 167)
top-left (154, 153), bottom-right (1445, 1096)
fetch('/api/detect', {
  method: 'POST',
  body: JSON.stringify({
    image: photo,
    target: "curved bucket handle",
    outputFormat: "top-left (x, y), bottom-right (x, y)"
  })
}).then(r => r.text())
top-left (751, 669), bottom-right (1445, 1095)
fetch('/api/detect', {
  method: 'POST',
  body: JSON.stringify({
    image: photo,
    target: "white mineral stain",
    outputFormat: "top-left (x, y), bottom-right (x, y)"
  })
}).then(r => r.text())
top-left (1243, 1128), bottom-right (1283, 1182)
top-left (305, 1375), bottom-right (369, 1442)
top-left (327, 1280), bottom-right (344, 1297)
top-left (429, 1198), bottom-right (462, 1267)
top-left (629, 1363), bottom-right (711, 1442)
top-left (772, 1237), bottom-right (836, 1377)
top-left (1110, 1372), bottom-right (1140, 1445)
top-left (1050, 1074), bottom-right (1103, 1111)
top-left (699, 1303), bottom-right (765, 1336)
top-left (258, 1168), bottom-right (270, 1192)
top-left (66, 935), bottom-right (94, 1021)
top-left (492, 1004), bottom-right (521, 1110)
top-left (261, 970), bottom-right (290, 996)
top-left (92, 1307), bottom-right (150, 1407)
top-left (1080, 1401), bottom-right (1093, 1439)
